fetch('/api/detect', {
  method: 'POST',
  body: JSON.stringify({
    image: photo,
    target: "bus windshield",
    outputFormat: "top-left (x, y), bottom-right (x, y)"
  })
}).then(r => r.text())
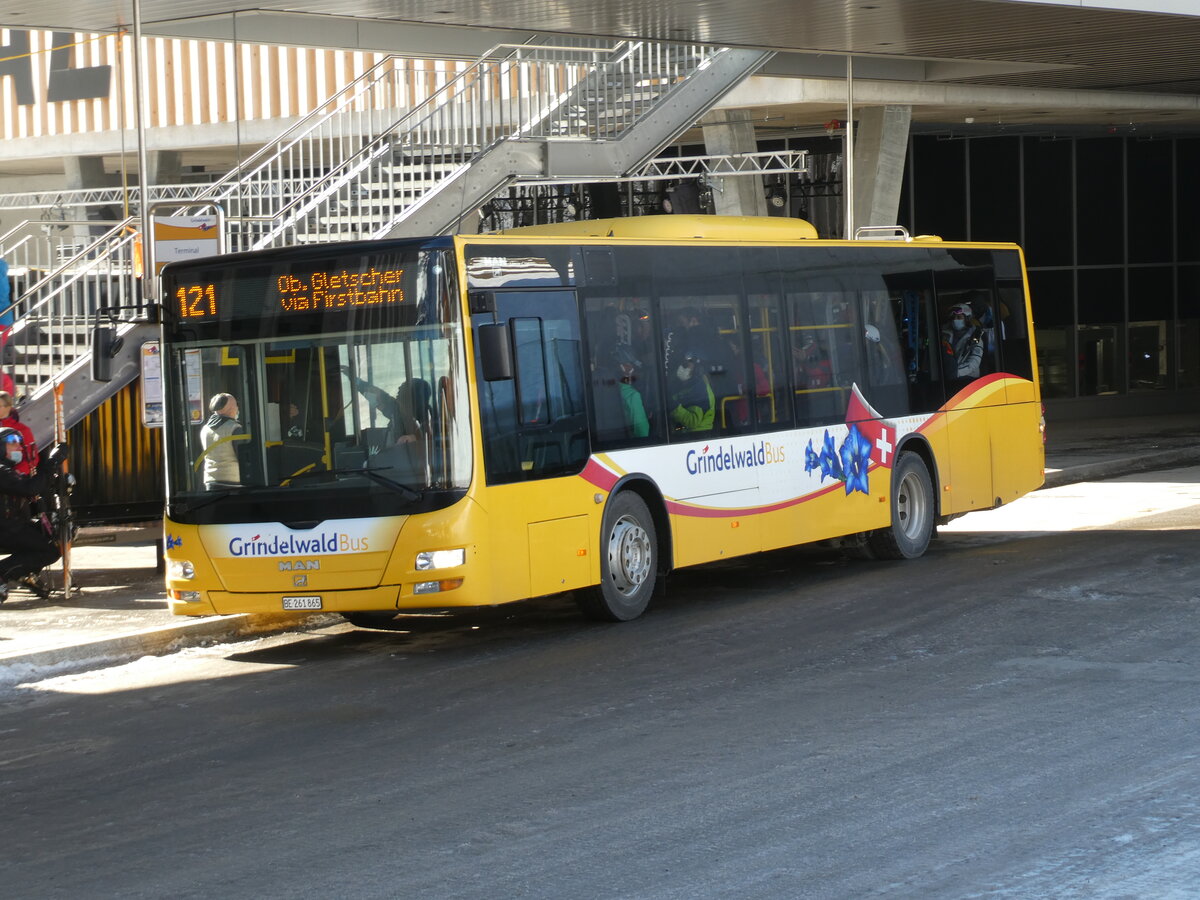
top-left (161, 243), bottom-right (471, 522)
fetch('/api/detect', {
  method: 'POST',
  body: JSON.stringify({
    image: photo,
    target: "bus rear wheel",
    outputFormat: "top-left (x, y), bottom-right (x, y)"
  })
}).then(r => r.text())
top-left (868, 452), bottom-right (935, 560)
top-left (577, 491), bottom-right (658, 622)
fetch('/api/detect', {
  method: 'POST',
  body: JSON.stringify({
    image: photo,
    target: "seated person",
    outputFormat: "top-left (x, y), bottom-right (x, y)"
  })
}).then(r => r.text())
top-left (941, 303), bottom-right (984, 380)
top-left (611, 344), bottom-right (649, 438)
top-left (793, 334), bottom-right (833, 389)
top-left (668, 349), bottom-right (715, 433)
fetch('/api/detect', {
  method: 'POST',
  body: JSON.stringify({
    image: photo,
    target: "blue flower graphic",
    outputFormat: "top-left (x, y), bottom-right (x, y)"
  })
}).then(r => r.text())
top-left (805, 439), bottom-right (820, 475)
top-left (819, 430), bottom-right (843, 481)
top-left (839, 424), bottom-right (872, 495)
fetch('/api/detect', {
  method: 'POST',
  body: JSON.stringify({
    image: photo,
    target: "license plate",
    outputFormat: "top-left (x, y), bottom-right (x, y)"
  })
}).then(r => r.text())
top-left (282, 596), bottom-right (322, 610)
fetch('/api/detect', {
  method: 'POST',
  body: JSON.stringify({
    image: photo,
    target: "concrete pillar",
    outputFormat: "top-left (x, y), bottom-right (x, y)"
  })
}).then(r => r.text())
top-left (700, 108), bottom-right (767, 218)
top-left (62, 155), bottom-right (110, 191)
top-left (62, 155), bottom-right (118, 247)
top-left (145, 150), bottom-right (183, 187)
top-left (851, 105), bottom-right (912, 229)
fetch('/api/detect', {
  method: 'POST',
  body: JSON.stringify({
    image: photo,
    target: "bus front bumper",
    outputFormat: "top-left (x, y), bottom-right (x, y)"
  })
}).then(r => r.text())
top-left (168, 579), bottom-right (485, 617)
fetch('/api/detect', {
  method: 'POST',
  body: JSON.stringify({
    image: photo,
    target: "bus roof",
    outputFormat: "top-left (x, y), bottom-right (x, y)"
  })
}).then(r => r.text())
top-left (496, 214), bottom-right (820, 242)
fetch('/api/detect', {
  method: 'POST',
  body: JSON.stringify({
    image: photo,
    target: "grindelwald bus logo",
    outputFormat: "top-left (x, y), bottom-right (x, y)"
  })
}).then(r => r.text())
top-left (228, 530), bottom-right (369, 557)
top-left (686, 440), bottom-right (786, 476)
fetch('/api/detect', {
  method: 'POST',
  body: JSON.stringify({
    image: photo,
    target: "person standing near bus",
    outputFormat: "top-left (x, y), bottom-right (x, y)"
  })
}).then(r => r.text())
top-left (200, 392), bottom-right (243, 490)
top-left (0, 428), bottom-right (63, 601)
top-left (0, 391), bottom-right (37, 475)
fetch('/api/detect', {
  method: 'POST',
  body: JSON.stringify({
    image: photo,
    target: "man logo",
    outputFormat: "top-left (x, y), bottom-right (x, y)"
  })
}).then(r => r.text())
top-left (279, 560), bottom-right (320, 571)
top-left (293, 574), bottom-right (308, 587)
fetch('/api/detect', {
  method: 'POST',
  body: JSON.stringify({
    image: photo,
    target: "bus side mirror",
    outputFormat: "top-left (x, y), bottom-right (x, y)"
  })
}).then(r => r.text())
top-left (478, 323), bottom-right (513, 381)
top-left (90, 324), bottom-right (123, 382)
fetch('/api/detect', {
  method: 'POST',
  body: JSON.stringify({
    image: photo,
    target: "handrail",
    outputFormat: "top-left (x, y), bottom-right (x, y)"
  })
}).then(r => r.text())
top-left (246, 39), bottom-right (721, 248)
top-left (187, 41), bottom-right (545, 209)
top-left (192, 54), bottom-right (411, 204)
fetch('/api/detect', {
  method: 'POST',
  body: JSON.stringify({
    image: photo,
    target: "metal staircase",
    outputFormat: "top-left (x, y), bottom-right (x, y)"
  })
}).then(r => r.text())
top-left (1, 37), bottom-right (773, 447)
top-left (185, 38), bottom-right (771, 246)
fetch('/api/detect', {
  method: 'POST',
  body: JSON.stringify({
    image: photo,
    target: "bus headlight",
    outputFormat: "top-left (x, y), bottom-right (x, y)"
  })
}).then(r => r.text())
top-left (415, 548), bottom-right (465, 571)
top-left (168, 559), bottom-right (196, 580)
top-left (169, 590), bottom-right (203, 603)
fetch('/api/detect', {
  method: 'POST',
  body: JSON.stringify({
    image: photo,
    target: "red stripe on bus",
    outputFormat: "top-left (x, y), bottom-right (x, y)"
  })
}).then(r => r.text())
top-left (662, 463), bottom-right (883, 518)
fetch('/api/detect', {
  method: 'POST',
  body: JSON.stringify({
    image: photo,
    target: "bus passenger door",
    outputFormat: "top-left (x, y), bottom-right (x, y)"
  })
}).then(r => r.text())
top-left (471, 289), bottom-right (594, 601)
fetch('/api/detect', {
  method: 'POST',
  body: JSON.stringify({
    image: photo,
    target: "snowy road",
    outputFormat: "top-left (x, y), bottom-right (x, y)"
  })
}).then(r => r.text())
top-left (3, 466), bottom-right (1200, 899)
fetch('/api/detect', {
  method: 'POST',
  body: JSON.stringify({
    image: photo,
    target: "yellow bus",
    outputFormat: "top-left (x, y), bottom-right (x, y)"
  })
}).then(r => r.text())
top-left (160, 215), bottom-right (1043, 625)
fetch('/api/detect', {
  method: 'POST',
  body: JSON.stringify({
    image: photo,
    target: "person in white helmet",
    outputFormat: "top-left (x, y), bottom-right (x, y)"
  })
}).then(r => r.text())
top-left (0, 427), bottom-right (63, 600)
top-left (942, 302), bottom-right (983, 380)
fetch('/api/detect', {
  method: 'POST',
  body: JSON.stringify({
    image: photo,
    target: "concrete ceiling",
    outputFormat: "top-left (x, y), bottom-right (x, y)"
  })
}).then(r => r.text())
top-left (5, 0), bottom-right (1200, 148)
top-left (0, 1), bottom-right (1196, 91)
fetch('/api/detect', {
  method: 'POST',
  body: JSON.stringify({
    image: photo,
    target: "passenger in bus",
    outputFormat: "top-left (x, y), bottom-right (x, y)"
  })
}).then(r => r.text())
top-left (723, 336), bottom-right (769, 428)
top-left (668, 350), bottom-right (715, 433)
top-left (792, 334), bottom-right (833, 389)
top-left (611, 344), bottom-right (650, 438)
top-left (941, 303), bottom-right (984, 380)
top-left (662, 307), bottom-right (702, 377)
top-left (200, 392), bottom-right (243, 490)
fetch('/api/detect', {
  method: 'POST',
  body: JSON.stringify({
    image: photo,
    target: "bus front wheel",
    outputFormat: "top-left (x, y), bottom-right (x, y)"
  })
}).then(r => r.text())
top-left (868, 452), bottom-right (935, 560)
top-left (577, 491), bottom-right (658, 622)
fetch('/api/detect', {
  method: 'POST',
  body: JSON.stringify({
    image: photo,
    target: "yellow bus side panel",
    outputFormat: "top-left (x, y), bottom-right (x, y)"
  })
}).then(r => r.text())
top-left (529, 515), bottom-right (593, 597)
top-left (991, 402), bottom-right (1046, 502)
top-left (478, 477), bottom-right (604, 604)
top-left (943, 408), bottom-right (994, 515)
top-left (670, 476), bottom-right (889, 567)
top-left (669, 506), bottom-right (761, 569)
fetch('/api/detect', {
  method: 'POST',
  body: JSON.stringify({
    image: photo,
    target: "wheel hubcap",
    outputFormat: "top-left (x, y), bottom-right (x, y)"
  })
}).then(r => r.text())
top-left (895, 470), bottom-right (927, 539)
top-left (606, 515), bottom-right (651, 595)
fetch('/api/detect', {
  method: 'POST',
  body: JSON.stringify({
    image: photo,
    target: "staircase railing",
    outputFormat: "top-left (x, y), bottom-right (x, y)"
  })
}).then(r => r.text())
top-left (2, 217), bottom-right (144, 398)
top-left (181, 54), bottom-right (479, 251)
top-left (254, 40), bottom-right (718, 247)
top-left (207, 39), bottom-right (719, 249)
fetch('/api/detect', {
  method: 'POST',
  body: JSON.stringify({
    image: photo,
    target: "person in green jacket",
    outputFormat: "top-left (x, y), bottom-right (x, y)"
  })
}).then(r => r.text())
top-left (669, 350), bottom-right (715, 433)
top-left (611, 344), bottom-right (650, 438)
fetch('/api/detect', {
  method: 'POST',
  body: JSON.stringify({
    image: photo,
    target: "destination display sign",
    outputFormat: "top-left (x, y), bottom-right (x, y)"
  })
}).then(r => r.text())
top-left (161, 245), bottom-right (424, 330)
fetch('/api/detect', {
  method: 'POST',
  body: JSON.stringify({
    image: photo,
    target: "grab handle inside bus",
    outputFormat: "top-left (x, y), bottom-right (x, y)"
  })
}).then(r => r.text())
top-left (478, 323), bottom-right (514, 381)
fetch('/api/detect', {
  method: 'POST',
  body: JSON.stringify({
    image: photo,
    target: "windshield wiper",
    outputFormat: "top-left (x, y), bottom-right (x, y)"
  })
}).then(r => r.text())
top-left (172, 486), bottom-right (239, 515)
top-left (285, 466), bottom-right (423, 501)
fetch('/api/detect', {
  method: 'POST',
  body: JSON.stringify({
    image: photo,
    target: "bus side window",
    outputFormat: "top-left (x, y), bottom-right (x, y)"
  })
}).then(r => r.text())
top-left (882, 276), bottom-right (943, 413)
top-left (861, 288), bottom-right (910, 416)
top-left (786, 288), bottom-right (855, 427)
top-left (743, 248), bottom-right (792, 432)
